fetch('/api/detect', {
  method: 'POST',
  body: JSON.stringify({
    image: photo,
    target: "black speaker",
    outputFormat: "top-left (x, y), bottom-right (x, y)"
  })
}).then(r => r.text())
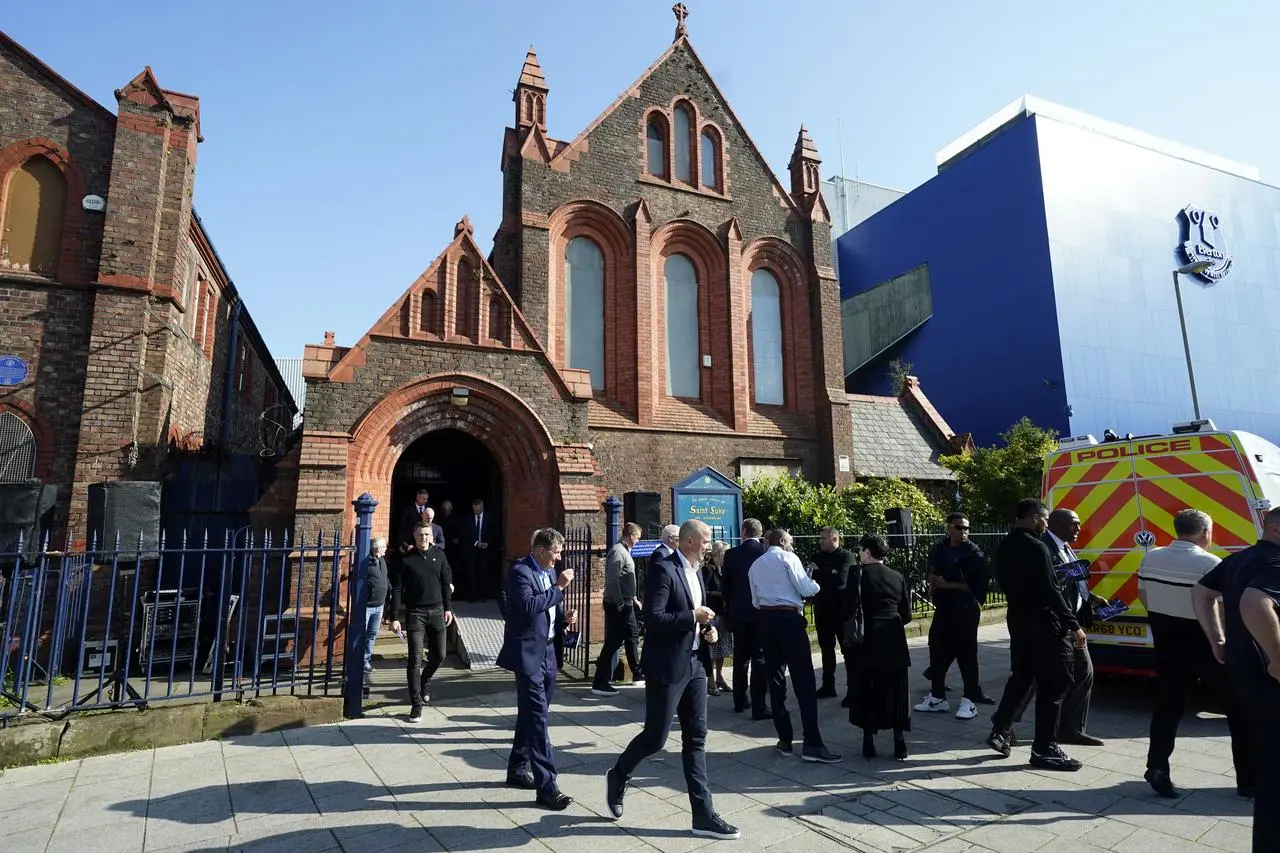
top-left (884, 507), bottom-right (915, 548)
top-left (0, 481), bottom-right (57, 563)
top-left (87, 481), bottom-right (161, 557)
top-left (623, 491), bottom-right (663, 540)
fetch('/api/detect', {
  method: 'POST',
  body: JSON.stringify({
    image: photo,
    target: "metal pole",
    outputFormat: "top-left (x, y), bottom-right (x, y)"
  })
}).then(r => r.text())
top-left (343, 493), bottom-right (377, 718)
top-left (1171, 270), bottom-right (1202, 420)
top-left (603, 496), bottom-right (623, 550)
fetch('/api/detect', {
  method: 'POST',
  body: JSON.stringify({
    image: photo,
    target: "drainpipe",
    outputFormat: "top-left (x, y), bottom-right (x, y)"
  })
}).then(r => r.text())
top-left (214, 299), bottom-right (244, 516)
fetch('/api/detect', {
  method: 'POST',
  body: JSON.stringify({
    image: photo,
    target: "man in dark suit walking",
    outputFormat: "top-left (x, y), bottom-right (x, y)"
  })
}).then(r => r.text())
top-left (461, 498), bottom-right (496, 601)
top-left (721, 518), bottom-right (768, 716)
top-left (496, 528), bottom-right (577, 810)
top-left (605, 519), bottom-right (740, 840)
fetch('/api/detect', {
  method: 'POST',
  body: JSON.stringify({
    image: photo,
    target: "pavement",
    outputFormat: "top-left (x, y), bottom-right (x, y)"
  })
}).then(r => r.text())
top-left (0, 624), bottom-right (1254, 853)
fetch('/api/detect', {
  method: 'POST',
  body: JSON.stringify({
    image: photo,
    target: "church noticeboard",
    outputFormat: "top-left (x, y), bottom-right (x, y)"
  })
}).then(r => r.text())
top-left (672, 467), bottom-right (741, 543)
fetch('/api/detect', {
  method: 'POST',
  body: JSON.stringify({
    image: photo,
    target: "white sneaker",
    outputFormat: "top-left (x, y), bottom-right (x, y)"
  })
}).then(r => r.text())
top-left (955, 698), bottom-right (978, 720)
top-left (914, 693), bottom-right (950, 713)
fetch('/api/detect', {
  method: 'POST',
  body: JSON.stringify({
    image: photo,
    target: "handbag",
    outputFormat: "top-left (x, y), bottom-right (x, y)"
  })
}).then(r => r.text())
top-left (842, 566), bottom-right (866, 647)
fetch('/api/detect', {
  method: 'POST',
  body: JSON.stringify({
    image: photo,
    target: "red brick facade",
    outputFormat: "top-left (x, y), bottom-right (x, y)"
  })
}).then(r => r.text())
top-left (296, 26), bottom-right (854, 559)
top-left (0, 32), bottom-right (296, 543)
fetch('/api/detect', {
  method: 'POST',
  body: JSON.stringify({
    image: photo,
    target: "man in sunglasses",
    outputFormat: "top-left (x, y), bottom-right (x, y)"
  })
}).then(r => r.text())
top-left (916, 513), bottom-right (994, 720)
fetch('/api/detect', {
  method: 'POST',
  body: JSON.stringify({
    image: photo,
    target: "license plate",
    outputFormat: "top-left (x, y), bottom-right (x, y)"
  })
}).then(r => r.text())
top-left (1089, 621), bottom-right (1148, 643)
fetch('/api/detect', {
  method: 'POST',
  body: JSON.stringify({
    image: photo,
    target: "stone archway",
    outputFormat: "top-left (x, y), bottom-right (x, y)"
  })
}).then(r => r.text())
top-left (348, 373), bottom-right (558, 562)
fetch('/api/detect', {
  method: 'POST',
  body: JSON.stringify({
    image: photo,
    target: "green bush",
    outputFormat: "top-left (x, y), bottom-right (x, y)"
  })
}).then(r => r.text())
top-left (940, 417), bottom-right (1059, 523)
top-left (740, 474), bottom-right (942, 539)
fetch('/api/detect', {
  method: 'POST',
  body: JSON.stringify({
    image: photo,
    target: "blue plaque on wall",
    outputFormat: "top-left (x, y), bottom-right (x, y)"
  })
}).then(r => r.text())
top-left (0, 355), bottom-right (29, 387)
top-left (672, 467), bottom-right (742, 543)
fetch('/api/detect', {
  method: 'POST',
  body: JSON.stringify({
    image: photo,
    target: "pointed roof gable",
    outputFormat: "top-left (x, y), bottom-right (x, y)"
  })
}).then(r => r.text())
top-left (0, 29), bottom-right (114, 123)
top-left (790, 126), bottom-right (820, 167)
top-left (516, 47), bottom-right (548, 91)
top-left (548, 37), bottom-right (801, 219)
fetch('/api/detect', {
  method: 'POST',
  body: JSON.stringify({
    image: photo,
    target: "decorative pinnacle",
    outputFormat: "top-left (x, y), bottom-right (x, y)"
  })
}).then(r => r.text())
top-left (673, 3), bottom-right (689, 40)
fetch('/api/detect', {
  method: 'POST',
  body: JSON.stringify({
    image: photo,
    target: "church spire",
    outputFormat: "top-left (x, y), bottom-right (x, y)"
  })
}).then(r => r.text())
top-left (513, 47), bottom-right (548, 132)
top-left (788, 125), bottom-right (822, 204)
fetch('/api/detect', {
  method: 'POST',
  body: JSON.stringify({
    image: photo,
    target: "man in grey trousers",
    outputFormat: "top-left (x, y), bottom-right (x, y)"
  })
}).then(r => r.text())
top-left (592, 522), bottom-right (644, 695)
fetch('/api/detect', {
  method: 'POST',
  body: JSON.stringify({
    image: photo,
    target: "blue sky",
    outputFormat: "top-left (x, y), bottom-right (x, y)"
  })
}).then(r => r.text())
top-left (6, 1), bottom-right (1278, 361)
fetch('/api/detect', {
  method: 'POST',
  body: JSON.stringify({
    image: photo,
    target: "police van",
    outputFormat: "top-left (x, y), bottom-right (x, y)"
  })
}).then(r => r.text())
top-left (1041, 419), bottom-right (1280, 674)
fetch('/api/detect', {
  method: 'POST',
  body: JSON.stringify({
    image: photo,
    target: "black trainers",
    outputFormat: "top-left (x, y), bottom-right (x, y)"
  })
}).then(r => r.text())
top-left (605, 766), bottom-right (626, 820)
top-left (985, 730), bottom-right (1011, 758)
top-left (1029, 743), bottom-right (1082, 772)
top-left (775, 741), bottom-right (793, 757)
top-left (691, 812), bottom-right (741, 840)
top-left (801, 745), bottom-right (842, 764)
top-left (591, 683), bottom-right (620, 697)
top-left (1144, 767), bottom-right (1179, 798)
top-left (407, 705), bottom-right (423, 724)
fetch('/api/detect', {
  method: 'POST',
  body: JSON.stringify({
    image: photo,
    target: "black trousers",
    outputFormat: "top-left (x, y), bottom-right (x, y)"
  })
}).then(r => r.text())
top-left (1229, 666), bottom-right (1280, 853)
top-left (405, 605), bottom-right (447, 706)
top-left (1147, 613), bottom-right (1255, 785)
top-left (731, 618), bottom-right (767, 712)
top-left (615, 651), bottom-right (714, 820)
top-left (760, 609), bottom-right (825, 749)
top-left (992, 616), bottom-right (1073, 750)
top-left (510, 643), bottom-right (559, 798)
top-left (814, 604), bottom-right (848, 693)
top-left (593, 604), bottom-right (641, 688)
top-left (928, 605), bottom-right (981, 700)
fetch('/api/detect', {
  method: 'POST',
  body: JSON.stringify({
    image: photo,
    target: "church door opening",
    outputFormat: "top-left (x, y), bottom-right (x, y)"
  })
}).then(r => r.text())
top-left (391, 429), bottom-right (504, 601)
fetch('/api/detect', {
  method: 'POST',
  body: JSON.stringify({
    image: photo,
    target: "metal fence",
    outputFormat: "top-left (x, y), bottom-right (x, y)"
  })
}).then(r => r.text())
top-left (556, 525), bottom-right (593, 679)
top-left (1, 529), bottom-right (354, 727)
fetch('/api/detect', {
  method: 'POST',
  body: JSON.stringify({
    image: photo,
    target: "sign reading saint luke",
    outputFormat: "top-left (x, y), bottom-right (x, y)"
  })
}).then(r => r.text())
top-left (1178, 205), bottom-right (1233, 284)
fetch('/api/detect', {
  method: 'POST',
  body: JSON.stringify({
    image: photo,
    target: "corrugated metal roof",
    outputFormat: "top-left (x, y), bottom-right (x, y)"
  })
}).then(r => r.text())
top-left (849, 395), bottom-right (955, 482)
top-left (822, 177), bottom-right (906, 237)
top-left (275, 358), bottom-right (306, 414)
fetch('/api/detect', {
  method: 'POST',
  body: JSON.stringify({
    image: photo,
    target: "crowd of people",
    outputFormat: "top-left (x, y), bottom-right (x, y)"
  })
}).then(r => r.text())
top-left (369, 499), bottom-right (1280, 850)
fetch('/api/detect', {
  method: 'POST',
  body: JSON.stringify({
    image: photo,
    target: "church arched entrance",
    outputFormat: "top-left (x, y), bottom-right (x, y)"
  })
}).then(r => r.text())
top-left (390, 428), bottom-right (503, 599)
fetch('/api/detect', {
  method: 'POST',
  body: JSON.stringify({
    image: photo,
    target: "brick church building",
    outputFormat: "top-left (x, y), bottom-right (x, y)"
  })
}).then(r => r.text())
top-left (296, 11), bottom-right (861, 560)
top-left (0, 32), bottom-right (297, 545)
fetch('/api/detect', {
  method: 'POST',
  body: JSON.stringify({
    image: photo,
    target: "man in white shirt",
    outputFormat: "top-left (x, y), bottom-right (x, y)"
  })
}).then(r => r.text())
top-left (1139, 508), bottom-right (1246, 798)
top-left (748, 528), bottom-right (841, 764)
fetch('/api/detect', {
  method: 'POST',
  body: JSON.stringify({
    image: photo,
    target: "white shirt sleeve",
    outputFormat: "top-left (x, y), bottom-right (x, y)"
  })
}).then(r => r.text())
top-left (786, 552), bottom-right (820, 599)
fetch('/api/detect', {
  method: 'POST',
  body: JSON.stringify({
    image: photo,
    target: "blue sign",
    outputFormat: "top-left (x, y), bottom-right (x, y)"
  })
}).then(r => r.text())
top-left (672, 466), bottom-right (742, 543)
top-left (1178, 205), bottom-right (1233, 283)
top-left (0, 355), bottom-right (29, 387)
top-left (630, 540), bottom-right (661, 559)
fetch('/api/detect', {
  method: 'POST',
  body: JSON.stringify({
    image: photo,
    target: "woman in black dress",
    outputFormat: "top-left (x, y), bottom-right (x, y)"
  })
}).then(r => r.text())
top-left (702, 541), bottom-right (733, 694)
top-left (843, 534), bottom-right (913, 760)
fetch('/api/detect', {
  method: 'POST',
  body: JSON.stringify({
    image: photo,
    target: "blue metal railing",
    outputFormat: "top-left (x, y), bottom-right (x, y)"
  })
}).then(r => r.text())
top-left (1, 527), bottom-right (355, 727)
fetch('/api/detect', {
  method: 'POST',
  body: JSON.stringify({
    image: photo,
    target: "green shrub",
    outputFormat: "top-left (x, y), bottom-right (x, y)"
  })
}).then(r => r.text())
top-left (740, 474), bottom-right (942, 539)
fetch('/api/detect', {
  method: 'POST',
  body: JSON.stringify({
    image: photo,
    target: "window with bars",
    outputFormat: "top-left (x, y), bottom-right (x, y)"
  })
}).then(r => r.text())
top-left (0, 411), bottom-right (37, 482)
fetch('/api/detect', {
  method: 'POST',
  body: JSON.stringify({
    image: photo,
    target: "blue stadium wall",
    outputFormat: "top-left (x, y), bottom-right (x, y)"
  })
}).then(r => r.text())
top-left (837, 116), bottom-right (1069, 446)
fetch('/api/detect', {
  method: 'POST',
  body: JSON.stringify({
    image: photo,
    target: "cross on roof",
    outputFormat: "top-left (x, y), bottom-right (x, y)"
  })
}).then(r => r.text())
top-left (673, 3), bottom-right (689, 39)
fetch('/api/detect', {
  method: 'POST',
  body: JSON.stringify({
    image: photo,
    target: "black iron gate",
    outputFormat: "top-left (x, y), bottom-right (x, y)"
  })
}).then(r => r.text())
top-left (558, 525), bottom-right (592, 679)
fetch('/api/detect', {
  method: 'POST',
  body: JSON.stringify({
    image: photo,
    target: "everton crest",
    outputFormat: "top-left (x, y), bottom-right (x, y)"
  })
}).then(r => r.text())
top-left (1178, 205), bottom-right (1233, 283)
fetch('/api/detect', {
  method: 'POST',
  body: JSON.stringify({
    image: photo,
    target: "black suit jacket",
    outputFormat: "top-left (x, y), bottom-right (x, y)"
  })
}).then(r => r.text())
top-left (721, 538), bottom-right (766, 626)
top-left (1042, 532), bottom-right (1094, 629)
top-left (399, 504), bottom-right (429, 550)
top-left (639, 552), bottom-right (707, 685)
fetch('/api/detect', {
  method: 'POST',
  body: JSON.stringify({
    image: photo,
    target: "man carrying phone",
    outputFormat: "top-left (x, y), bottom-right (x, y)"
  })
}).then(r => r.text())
top-left (390, 523), bottom-right (453, 724)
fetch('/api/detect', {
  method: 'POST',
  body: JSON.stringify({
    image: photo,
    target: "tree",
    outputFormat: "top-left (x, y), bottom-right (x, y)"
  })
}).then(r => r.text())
top-left (940, 417), bottom-right (1059, 523)
top-left (887, 358), bottom-right (913, 395)
top-left (841, 477), bottom-right (945, 534)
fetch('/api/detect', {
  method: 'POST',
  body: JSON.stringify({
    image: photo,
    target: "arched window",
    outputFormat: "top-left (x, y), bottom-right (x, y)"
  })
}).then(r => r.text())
top-left (1, 156), bottom-right (66, 275)
top-left (565, 237), bottom-right (605, 389)
top-left (673, 104), bottom-right (693, 183)
top-left (487, 296), bottom-right (506, 342)
top-left (646, 115), bottom-right (668, 177)
top-left (700, 129), bottom-right (720, 191)
top-left (664, 253), bottom-right (700, 397)
top-left (455, 258), bottom-right (475, 337)
top-left (0, 411), bottom-right (37, 483)
top-left (420, 291), bottom-right (439, 334)
top-left (751, 269), bottom-right (785, 405)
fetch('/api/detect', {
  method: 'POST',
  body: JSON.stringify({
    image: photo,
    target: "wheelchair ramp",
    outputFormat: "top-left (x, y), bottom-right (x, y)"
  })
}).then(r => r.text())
top-left (451, 600), bottom-right (505, 671)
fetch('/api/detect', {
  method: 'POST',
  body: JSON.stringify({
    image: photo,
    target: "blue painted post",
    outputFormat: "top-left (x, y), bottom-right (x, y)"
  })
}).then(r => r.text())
top-left (604, 496), bottom-right (623, 550)
top-left (344, 493), bottom-right (377, 718)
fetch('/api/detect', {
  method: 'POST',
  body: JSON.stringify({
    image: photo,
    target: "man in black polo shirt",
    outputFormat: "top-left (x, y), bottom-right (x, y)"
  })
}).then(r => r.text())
top-left (808, 527), bottom-right (857, 703)
top-left (1194, 506), bottom-right (1280, 844)
top-left (390, 522), bottom-right (453, 723)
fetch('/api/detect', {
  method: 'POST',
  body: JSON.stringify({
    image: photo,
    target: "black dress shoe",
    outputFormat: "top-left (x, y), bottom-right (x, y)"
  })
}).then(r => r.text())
top-left (1029, 744), bottom-right (1082, 772)
top-left (506, 773), bottom-right (537, 790)
top-left (974, 694), bottom-right (997, 705)
top-left (1059, 731), bottom-right (1104, 747)
top-left (605, 766), bottom-right (626, 820)
top-left (815, 685), bottom-right (838, 699)
top-left (536, 790), bottom-right (573, 811)
top-left (751, 707), bottom-right (773, 720)
top-left (1144, 768), bottom-right (1180, 798)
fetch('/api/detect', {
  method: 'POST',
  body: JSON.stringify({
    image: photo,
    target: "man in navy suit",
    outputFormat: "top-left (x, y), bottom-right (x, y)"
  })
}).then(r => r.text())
top-left (721, 518), bottom-right (768, 716)
top-left (605, 519), bottom-right (740, 840)
top-left (497, 528), bottom-right (577, 810)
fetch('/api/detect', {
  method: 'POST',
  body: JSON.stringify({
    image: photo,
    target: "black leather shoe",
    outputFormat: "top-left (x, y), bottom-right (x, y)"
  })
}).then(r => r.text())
top-left (974, 694), bottom-right (997, 706)
top-left (506, 773), bottom-right (536, 790)
top-left (1029, 744), bottom-right (1082, 772)
top-left (751, 707), bottom-right (773, 720)
top-left (815, 685), bottom-right (838, 699)
top-left (536, 790), bottom-right (573, 811)
top-left (691, 812), bottom-right (740, 840)
top-left (1144, 768), bottom-right (1180, 798)
top-left (605, 766), bottom-right (626, 820)
top-left (1059, 731), bottom-right (1104, 747)
top-left (801, 745), bottom-right (842, 764)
